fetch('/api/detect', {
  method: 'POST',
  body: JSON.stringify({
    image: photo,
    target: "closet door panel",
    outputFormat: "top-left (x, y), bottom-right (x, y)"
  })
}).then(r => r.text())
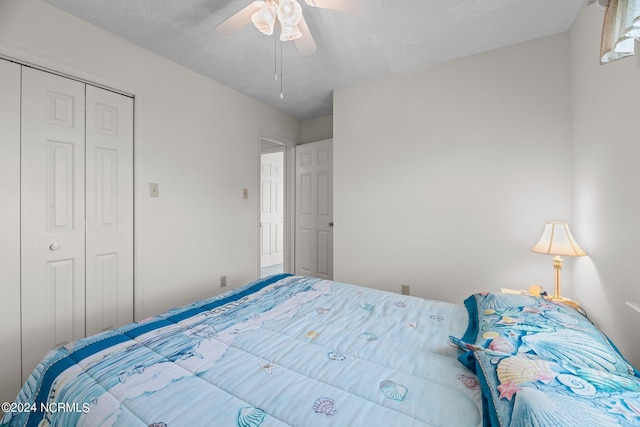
top-left (21, 67), bottom-right (86, 381)
top-left (0, 59), bottom-right (22, 407)
top-left (85, 85), bottom-right (134, 336)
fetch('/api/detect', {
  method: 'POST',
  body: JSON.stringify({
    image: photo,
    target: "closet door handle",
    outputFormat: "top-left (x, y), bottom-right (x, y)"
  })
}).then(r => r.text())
top-left (49, 242), bottom-right (61, 251)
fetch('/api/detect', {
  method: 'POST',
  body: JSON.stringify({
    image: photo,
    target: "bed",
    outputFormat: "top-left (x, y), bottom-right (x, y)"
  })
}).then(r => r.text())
top-left (3, 275), bottom-right (639, 427)
top-left (1, 274), bottom-right (483, 427)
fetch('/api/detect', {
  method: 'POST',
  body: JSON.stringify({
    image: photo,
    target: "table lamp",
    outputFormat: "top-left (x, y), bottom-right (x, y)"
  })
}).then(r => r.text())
top-left (531, 222), bottom-right (586, 300)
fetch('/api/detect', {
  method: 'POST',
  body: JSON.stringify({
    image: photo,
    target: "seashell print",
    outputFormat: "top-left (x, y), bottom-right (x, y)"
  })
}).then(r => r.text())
top-left (359, 303), bottom-right (374, 312)
top-left (430, 315), bottom-right (444, 321)
top-left (556, 374), bottom-right (596, 396)
top-left (394, 301), bottom-right (406, 308)
top-left (327, 351), bottom-right (346, 361)
top-left (149, 423), bottom-right (167, 427)
top-left (482, 331), bottom-right (499, 340)
top-left (488, 336), bottom-right (514, 354)
top-left (510, 388), bottom-right (617, 427)
top-left (542, 310), bottom-right (579, 326)
top-left (237, 406), bottom-right (266, 427)
top-left (522, 330), bottom-right (622, 374)
top-left (620, 398), bottom-right (640, 418)
top-left (258, 361), bottom-right (274, 374)
top-left (456, 374), bottom-right (480, 390)
top-left (313, 397), bottom-right (337, 417)
top-left (501, 322), bottom-right (552, 333)
top-left (497, 356), bottom-right (556, 386)
top-left (316, 307), bottom-right (331, 314)
top-left (380, 380), bottom-right (408, 401)
top-left (521, 306), bottom-right (540, 315)
top-left (498, 316), bottom-right (523, 325)
top-left (482, 293), bottom-right (526, 311)
top-left (573, 367), bottom-right (640, 392)
top-left (359, 332), bottom-right (377, 341)
top-left (406, 321), bottom-right (417, 329)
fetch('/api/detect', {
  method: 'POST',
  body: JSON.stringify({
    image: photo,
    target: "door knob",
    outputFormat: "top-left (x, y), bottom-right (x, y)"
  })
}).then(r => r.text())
top-left (329, 222), bottom-right (334, 227)
top-left (49, 242), bottom-right (61, 251)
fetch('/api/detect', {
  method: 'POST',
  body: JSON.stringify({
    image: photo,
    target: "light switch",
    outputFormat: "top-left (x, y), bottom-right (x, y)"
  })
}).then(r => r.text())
top-left (149, 183), bottom-right (159, 197)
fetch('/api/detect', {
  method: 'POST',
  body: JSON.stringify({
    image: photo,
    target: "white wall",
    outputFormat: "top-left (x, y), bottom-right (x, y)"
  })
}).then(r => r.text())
top-left (0, 0), bottom-right (300, 402)
top-left (300, 115), bottom-right (333, 143)
top-left (570, 5), bottom-right (640, 367)
top-left (333, 34), bottom-right (573, 305)
top-left (0, 59), bottom-right (21, 411)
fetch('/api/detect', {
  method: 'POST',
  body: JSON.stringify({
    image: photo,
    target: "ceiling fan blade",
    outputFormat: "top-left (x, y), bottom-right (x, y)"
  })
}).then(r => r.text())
top-left (215, 1), bottom-right (265, 36)
top-left (295, 15), bottom-right (317, 56)
top-left (304, 0), bottom-right (372, 14)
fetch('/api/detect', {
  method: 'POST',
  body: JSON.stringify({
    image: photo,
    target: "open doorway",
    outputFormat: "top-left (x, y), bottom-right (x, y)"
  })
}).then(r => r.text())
top-left (259, 133), bottom-right (294, 278)
top-left (260, 150), bottom-right (284, 277)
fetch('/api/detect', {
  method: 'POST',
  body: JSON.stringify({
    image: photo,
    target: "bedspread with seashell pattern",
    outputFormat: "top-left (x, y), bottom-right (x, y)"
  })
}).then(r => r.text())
top-left (2, 274), bottom-right (482, 427)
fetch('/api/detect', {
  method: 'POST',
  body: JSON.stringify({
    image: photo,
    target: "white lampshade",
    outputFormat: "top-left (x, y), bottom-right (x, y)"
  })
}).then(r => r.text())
top-left (252, 2), bottom-right (278, 36)
top-left (278, 0), bottom-right (303, 41)
top-left (531, 222), bottom-right (586, 257)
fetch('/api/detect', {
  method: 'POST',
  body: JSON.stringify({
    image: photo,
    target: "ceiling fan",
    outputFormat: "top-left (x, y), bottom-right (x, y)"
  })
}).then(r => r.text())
top-left (214, 0), bottom-right (366, 56)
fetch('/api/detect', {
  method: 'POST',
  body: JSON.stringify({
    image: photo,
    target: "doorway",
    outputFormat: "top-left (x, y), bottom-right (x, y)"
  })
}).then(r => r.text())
top-left (258, 134), bottom-right (294, 278)
top-left (260, 150), bottom-right (284, 277)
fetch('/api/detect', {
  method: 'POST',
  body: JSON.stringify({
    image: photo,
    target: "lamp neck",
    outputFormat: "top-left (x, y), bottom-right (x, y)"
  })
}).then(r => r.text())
top-left (552, 255), bottom-right (564, 270)
top-left (551, 255), bottom-right (564, 299)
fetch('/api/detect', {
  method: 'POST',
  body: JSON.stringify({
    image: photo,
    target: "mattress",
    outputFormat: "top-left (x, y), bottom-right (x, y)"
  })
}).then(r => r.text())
top-left (2, 274), bottom-right (483, 427)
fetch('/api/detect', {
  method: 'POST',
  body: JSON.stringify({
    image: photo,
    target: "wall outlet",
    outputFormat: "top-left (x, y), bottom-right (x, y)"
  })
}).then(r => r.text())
top-left (401, 284), bottom-right (410, 295)
top-left (220, 275), bottom-right (227, 288)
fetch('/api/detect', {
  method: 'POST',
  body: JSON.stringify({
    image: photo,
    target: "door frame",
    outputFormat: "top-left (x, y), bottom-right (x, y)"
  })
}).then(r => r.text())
top-left (257, 131), bottom-right (295, 278)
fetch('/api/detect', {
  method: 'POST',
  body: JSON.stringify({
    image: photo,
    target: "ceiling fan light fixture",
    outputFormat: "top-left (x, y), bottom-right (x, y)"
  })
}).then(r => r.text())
top-left (280, 24), bottom-right (302, 41)
top-left (279, 0), bottom-right (302, 22)
top-left (251, 1), bottom-right (278, 35)
top-left (278, 0), bottom-right (303, 39)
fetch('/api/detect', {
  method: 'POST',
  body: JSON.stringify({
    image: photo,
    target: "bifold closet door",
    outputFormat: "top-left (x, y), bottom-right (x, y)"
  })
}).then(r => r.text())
top-left (21, 67), bottom-right (87, 380)
top-left (20, 67), bottom-right (134, 380)
top-left (85, 85), bottom-right (134, 337)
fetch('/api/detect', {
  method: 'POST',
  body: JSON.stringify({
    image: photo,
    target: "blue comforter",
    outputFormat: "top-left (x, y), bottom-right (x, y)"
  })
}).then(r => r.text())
top-left (2, 275), bottom-right (482, 426)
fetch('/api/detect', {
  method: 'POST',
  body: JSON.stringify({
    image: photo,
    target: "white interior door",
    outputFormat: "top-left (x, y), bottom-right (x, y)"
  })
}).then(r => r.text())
top-left (21, 67), bottom-right (86, 380)
top-left (85, 85), bottom-right (134, 336)
top-left (261, 151), bottom-right (285, 268)
top-left (295, 139), bottom-right (333, 279)
top-left (20, 67), bottom-right (134, 380)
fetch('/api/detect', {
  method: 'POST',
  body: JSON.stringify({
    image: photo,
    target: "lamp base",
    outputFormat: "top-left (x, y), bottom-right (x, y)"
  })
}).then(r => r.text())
top-left (545, 295), bottom-right (580, 309)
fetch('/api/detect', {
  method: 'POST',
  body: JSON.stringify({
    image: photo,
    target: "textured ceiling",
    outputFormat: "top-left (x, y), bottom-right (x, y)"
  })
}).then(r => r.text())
top-left (44, 0), bottom-right (587, 120)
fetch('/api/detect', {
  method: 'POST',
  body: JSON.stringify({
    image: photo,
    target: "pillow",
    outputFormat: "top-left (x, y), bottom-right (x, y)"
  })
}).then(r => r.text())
top-left (451, 292), bottom-right (640, 427)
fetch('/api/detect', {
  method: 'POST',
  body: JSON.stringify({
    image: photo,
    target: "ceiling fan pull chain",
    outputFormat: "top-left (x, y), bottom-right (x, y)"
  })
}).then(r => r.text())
top-left (274, 29), bottom-right (278, 81)
top-left (280, 37), bottom-right (284, 99)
